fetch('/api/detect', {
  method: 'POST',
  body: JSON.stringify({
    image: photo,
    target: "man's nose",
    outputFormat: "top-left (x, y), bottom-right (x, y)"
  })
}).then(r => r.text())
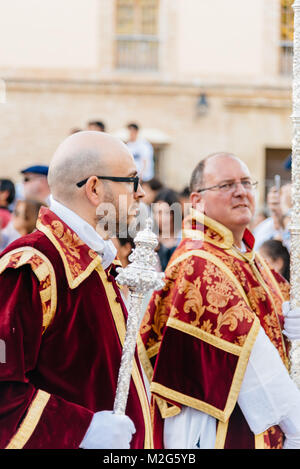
top-left (233, 181), bottom-right (247, 195)
top-left (135, 183), bottom-right (145, 199)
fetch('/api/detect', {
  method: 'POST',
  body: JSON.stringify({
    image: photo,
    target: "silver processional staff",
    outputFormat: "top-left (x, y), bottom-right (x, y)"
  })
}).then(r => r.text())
top-left (113, 218), bottom-right (165, 414)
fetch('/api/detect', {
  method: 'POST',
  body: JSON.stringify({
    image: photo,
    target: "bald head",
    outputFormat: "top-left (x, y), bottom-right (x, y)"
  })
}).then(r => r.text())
top-left (190, 152), bottom-right (249, 192)
top-left (48, 131), bottom-right (133, 203)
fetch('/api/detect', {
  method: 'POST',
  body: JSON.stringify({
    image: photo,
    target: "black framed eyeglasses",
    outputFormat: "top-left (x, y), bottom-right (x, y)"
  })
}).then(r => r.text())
top-left (76, 175), bottom-right (140, 192)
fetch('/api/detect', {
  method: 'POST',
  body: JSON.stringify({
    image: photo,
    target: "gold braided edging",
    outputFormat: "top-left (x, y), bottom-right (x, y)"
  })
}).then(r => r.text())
top-left (215, 420), bottom-right (229, 449)
top-left (0, 247), bottom-right (57, 333)
top-left (6, 390), bottom-right (50, 449)
top-left (167, 317), bottom-right (242, 356)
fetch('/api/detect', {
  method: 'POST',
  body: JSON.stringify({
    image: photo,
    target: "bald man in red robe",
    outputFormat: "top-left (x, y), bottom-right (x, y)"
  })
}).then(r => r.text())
top-left (0, 131), bottom-right (152, 449)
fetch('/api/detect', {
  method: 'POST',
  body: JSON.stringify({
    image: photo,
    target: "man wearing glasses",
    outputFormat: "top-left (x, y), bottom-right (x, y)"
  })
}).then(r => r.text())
top-left (0, 131), bottom-right (153, 449)
top-left (141, 152), bottom-right (300, 449)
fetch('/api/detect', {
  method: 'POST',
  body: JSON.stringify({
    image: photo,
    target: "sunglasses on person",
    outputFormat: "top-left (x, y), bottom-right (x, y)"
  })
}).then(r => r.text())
top-left (76, 175), bottom-right (140, 192)
top-left (23, 174), bottom-right (44, 183)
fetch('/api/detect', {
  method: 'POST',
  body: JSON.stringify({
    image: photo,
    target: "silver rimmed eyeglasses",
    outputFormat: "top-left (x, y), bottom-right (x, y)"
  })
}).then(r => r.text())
top-left (196, 179), bottom-right (258, 193)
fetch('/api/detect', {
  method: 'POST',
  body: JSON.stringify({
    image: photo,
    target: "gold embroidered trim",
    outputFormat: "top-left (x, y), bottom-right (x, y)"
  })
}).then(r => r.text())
top-left (254, 432), bottom-right (265, 449)
top-left (168, 249), bottom-right (251, 308)
top-left (137, 334), bottom-right (154, 384)
top-left (181, 229), bottom-right (204, 242)
top-left (147, 342), bottom-right (160, 359)
top-left (0, 247), bottom-right (57, 333)
top-left (96, 266), bottom-right (154, 449)
top-left (6, 390), bottom-right (50, 449)
top-left (189, 209), bottom-right (234, 249)
top-left (150, 316), bottom-right (260, 422)
top-left (37, 220), bottom-right (101, 289)
top-left (215, 420), bottom-right (229, 449)
top-left (167, 317), bottom-right (242, 356)
top-left (159, 401), bottom-right (181, 418)
top-left (228, 246), bottom-right (255, 263)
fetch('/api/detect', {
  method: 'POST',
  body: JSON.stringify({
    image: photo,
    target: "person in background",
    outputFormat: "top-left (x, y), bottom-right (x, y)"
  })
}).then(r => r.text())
top-left (142, 178), bottom-right (164, 208)
top-left (69, 128), bottom-right (82, 135)
top-left (112, 235), bottom-right (135, 301)
top-left (0, 179), bottom-right (15, 229)
top-left (152, 188), bottom-right (182, 271)
top-left (0, 199), bottom-right (46, 251)
top-left (178, 186), bottom-right (191, 220)
top-left (113, 235), bottom-right (135, 269)
top-left (126, 123), bottom-right (154, 182)
top-left (254, 183), bottom-right (291, 251)
top-left (87, 121), bottom-right (106, 132)
top-left (259, 239), bottom-right (290, 282)
top-left (12, 199), bottom-right (46, 237)
top-left (249, 207), bottom-right (269, 231)
top-left (21, 165), bottom-right (50, 205)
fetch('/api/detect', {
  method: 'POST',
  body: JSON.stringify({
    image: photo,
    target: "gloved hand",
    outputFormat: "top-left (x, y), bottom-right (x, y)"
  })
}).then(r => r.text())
top-left (79, 410), bottom-right (136, 449)
top-left (282, 301), bottom-right (300, 341)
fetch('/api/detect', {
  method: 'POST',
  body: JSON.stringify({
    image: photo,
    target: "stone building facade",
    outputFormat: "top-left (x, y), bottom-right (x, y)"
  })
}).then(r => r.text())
top-left (0, 0), bottom-right (294, 203)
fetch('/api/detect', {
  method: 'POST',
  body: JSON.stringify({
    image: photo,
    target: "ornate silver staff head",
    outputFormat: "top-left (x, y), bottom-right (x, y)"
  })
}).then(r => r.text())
top-left (116, 217), bottom-right (165, 294)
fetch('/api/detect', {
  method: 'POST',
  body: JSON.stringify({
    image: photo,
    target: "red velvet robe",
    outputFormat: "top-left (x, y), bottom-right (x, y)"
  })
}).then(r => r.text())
top-left (0, 207), bottom-right (152, 449)
top-left (140, 209), bottom-right (290, 449)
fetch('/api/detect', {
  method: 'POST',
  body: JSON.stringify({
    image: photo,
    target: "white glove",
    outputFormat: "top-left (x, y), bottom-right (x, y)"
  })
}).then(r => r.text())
top-left (282, 301), bottom-right (300, 341)
top-left (79, 410), bottom-right (136, 449)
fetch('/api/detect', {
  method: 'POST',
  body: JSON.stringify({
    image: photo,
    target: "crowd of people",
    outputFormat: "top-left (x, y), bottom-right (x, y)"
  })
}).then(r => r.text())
top-left (0, 123), bottom-right (299, 450)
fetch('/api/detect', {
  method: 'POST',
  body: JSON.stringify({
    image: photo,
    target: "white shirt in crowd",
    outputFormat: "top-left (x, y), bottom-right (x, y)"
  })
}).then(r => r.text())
top-left (126, 138), bottom-right (154, 182)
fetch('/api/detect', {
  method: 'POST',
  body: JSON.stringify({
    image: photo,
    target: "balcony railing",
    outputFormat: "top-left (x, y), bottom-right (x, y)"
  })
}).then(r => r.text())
top-left (116, 35), bottom-right (159, 71)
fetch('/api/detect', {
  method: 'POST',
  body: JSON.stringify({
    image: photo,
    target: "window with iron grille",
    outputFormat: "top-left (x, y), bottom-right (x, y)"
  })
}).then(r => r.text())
top-left (280, 0), bottom-right (294, 75)
top-left (115, 0), bottom-right (159, 71)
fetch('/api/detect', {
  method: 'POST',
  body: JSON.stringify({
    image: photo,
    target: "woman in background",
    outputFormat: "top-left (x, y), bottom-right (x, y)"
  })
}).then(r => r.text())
top-left (259, 238), bottom-right (290, 282)
top-left (0, 199), bottom-right (45, 251)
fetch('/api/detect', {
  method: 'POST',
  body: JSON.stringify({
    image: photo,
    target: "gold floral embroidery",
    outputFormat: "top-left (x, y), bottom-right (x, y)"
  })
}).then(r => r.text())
top-left (201, 319), bottom-right (213, 334)
top-left (181, 277), bottom-right (205, 326)
top-left (235, 334), bottom-right (248, 346)
top-left (279, 281), bottom-right (290, 301)
top-left (88, 249), bottom-right (98, 260)
top-left (46, 220), bottom-right (85, 279)
top-left (150, 290), bottom-right (173, 341)
top-left (206, 228), bottom-right (224, 244)
top-left (30, 254), bottom-right (45, 269)
top-left (185, 258), bottom-right (195, 277)
top-left (214, 301), bottom-right (253, 342)
top-left (146, 336), bottom-right (160, 349)
top-left (50, 220), bottom-right (84, 259)
top-left (7, 252), bottom-right (22, 268)
top-left (247, 286), bottom-right (266, 314)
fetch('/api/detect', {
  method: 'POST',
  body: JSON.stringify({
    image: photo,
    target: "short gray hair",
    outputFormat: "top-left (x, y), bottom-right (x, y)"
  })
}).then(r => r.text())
top-left (189, 152), bottom-right (236, 193)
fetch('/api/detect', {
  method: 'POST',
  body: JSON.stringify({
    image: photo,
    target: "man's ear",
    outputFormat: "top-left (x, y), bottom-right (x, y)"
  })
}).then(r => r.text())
top-left (190, 192), bottom-right (205, 212)
top-left (85, 176), bottom-right (103, 207)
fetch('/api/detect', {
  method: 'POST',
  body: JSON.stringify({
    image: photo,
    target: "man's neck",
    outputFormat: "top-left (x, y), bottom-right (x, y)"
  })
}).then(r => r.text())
top-left (232, 230), bottom-right (245, 249)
